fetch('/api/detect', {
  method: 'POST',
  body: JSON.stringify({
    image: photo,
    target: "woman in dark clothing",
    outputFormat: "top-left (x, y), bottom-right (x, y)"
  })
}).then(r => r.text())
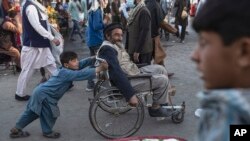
top-left (174, 0), bottom-right (189, 43)
top-left (111, 0), bottom-right (121, 23)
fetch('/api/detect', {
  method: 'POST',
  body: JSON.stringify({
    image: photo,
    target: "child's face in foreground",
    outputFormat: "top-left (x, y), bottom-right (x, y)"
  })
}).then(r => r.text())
top-left (191, 31), bottom-right (238, 89)
top-left (65, 58), bottom-right (79, 70)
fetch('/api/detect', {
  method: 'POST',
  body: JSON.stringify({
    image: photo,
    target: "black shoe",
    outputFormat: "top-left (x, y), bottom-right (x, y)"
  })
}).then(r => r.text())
top-left (40, 77), bottom-right (47, 83)
top-left (167, 72), bottom-right (175, 78)
top-left (148, 107), bottom-right (172, 117)
top-left (15, 94), bottom-right (30, 101)
top-left (86, 81), bottom-right (95, 92)
top-left (68, 83), bottom-right (74, 90)
top-left (175, 32), bottom-right (179, 38)
top-left (16, 66), bottom-right (22, 72)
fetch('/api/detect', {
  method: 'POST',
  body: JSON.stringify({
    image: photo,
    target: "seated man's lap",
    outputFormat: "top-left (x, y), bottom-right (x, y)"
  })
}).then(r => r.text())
top-left (139, 64), bottom-right (168, 76)
top-left (129, 73), bottom-right (168, 103)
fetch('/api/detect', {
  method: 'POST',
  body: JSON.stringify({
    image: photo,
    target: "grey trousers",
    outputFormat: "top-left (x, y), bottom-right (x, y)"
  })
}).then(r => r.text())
top-left (130, 65), bottom-right (169, 104)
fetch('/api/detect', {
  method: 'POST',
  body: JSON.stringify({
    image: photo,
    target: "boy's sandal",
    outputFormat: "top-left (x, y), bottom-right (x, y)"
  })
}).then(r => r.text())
top-left (43, 131), bottom-right (61, 139)
top-left (9, 128), bottom-right (30, 138)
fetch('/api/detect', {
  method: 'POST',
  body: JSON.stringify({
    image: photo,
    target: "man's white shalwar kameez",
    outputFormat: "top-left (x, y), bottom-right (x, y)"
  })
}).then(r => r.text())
top-left (16, 1), bottom-right (57, 97)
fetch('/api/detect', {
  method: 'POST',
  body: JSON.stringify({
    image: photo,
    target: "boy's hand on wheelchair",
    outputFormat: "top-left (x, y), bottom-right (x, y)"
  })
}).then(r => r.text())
top-left (96, 61), bottom-right (108, 73)
top-left (128, 95), bottom-right (139, 107)
top-left (100, 61), bottom-right (109, 70)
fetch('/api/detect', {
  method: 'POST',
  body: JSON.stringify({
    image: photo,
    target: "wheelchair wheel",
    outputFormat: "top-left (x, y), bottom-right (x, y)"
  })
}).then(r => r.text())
top-left (93, 80), bottom-right (107, 97)
top-left (89, 88), bottom-right (145, 139)
top-left (171, 110), bottom-right (185, 124)
top-left (93, 81), bottom-right (131, 114)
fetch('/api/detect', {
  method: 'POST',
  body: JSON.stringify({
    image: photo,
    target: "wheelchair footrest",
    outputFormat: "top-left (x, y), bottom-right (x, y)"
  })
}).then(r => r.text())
top-left (161, 105), bottom-right (183, 109)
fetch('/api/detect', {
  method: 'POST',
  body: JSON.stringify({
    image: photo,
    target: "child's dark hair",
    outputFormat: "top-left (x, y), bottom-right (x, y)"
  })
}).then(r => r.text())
top-left (192, 0), bottom-right (250, 46)
top-left (60, 51), bottom-right (78, 66)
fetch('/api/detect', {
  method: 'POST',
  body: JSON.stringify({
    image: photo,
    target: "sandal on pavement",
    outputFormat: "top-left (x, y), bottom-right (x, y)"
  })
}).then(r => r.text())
top-left (43, 131), bottom-right (61, 139)
top-left (9, 128), bottom-right (30, 138)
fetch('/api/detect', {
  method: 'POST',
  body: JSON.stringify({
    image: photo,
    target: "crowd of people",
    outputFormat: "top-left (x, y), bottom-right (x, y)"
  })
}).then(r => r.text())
top-left (1, 0), bottom-right (250, 140)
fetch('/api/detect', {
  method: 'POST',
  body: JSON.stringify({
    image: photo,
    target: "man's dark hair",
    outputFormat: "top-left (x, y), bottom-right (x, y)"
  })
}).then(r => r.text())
top-left (103, 23), bottom-right (123, 40)
top-left (192, 0), bottom-right (250, 45)
top-left (60, 51), bottom-right (78, 66)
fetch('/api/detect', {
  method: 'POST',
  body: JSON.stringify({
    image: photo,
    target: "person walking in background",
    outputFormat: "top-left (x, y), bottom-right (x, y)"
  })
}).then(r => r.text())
top-left (1, 0), bottom-right (15, 17)
top-left (174, 0), bottom-right (189, 43)
top-left (80, 0), bottom-right (88, 21)
top-left (191, 0), bottom-right (250, 140)
top-left (119, 0), bottom-right (129, 30)
top-left (68, 0), bottom-right (84, 42)
top-left (80, 0), bottom-right (88, 42)
top-left (111, 0), bottom-right (121, 23)
top-left (145, 0), bottom-right (174, 77)
top-left (85, 0), bottom-right (110, 91)
top-left (15, 0), bottom-right (60, 101)
top-left (63, 0), bottom-right (70, 10)
top-left (126, 0), bottom-right (153, 65)
top-left (145, 0), bottom-right (164, 64)
top-left (0, 8), bottom-right (22, 71)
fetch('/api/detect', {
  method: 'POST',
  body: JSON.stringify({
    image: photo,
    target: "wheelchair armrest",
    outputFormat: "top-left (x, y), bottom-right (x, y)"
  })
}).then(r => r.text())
top-left (127, 73), bottom-right (152, 80)
top-left (136, 63), bottom-right (148, 68)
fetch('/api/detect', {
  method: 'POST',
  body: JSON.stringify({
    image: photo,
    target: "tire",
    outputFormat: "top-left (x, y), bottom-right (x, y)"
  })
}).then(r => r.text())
top-left (89, 88), bottom-right (145, 139)
top-left (93, 82), bottom-right (131, 114)
top-left (93, 80), bottom-right (105, 97)
top-left (171, 110), bottom-right (185, 124)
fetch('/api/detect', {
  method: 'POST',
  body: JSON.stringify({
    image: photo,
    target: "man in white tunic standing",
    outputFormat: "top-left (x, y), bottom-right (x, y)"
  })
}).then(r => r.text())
top-left (15, 0), bottom-right (60, 101)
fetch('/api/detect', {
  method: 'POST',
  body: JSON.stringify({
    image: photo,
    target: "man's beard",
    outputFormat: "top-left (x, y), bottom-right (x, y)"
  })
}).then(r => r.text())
top-left (115, 41), bottom-right (124, 48)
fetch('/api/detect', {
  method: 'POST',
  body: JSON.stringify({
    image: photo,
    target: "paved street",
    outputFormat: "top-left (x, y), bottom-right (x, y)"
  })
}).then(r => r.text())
top-left (0, 22), bottom-right (203, 141)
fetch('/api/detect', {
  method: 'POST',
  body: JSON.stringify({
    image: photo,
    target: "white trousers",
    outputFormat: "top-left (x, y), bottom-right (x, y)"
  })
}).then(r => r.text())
top-left (16, 47), bottom-right (57, 97)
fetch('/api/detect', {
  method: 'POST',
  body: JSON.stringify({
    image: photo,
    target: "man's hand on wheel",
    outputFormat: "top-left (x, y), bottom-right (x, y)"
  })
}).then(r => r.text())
top-left (128, 95), bottom-right (139, 107)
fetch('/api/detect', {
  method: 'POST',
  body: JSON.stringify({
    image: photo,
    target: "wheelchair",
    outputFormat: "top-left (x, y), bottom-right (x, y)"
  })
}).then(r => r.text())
top-left (89, 66), bottom-right (185, 139)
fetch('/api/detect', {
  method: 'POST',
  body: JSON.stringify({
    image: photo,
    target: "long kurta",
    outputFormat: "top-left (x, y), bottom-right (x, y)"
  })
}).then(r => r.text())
top-left (27, 58), bottom-right (96, 118)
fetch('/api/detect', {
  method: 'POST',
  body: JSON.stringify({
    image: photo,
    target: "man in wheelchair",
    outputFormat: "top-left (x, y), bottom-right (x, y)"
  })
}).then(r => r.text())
top-left (96, 23), bottom-right (175, 117)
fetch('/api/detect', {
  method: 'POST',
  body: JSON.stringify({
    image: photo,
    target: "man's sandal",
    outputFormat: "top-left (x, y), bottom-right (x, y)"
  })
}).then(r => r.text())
top-left (9, 128), bottom-right (30, 138)
top-left (43, 131), bottom-right (61, 139)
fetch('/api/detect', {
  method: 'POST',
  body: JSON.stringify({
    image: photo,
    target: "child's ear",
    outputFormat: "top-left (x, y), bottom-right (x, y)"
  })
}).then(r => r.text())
top-left (63, 63), bottom-right (68, 68)
top-left (237, 37), bottom-right (250, 68)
